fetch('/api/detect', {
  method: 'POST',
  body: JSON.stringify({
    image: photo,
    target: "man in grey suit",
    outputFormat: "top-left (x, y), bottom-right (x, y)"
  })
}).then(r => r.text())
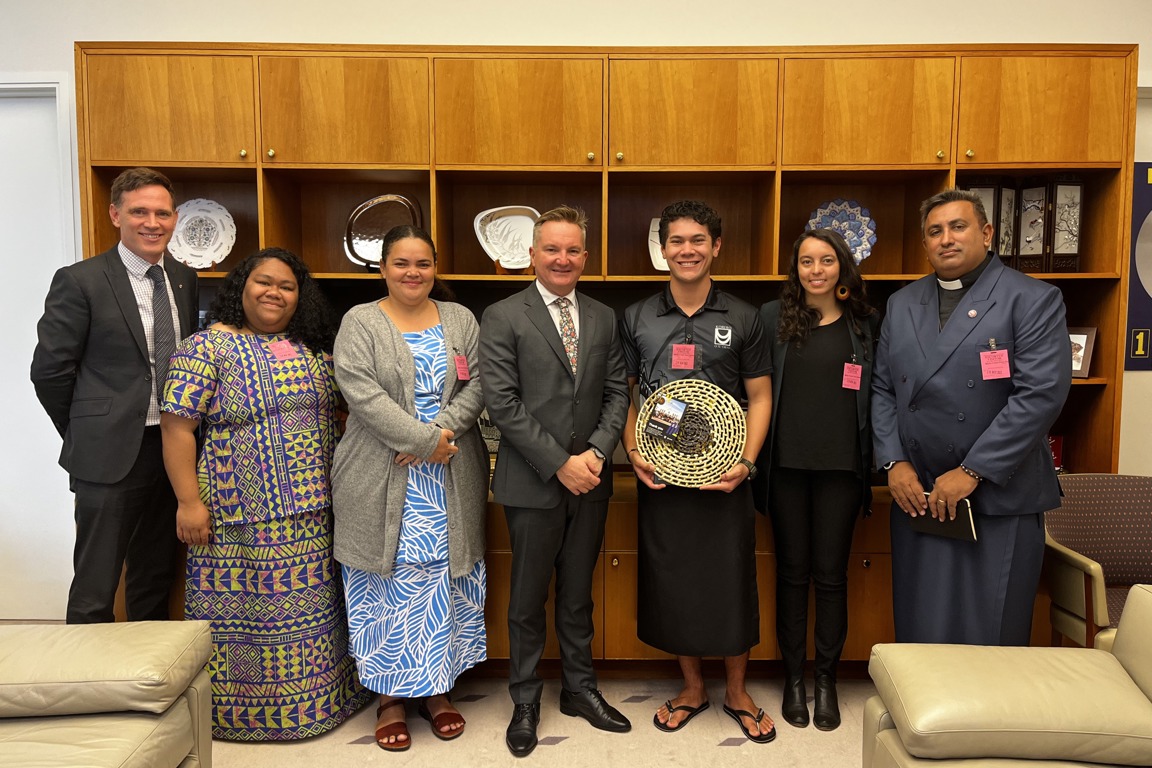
top-left (872, 188), bottom-right (1071, 645)
top-left (31, 167), bottom-right (198, 623)
top-left (479, 205), bottom-right (631, 756)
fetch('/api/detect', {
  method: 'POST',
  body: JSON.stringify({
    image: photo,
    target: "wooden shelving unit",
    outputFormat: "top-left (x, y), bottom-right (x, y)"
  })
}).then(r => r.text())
top-left (75, 41), bottom-right (1138, 658)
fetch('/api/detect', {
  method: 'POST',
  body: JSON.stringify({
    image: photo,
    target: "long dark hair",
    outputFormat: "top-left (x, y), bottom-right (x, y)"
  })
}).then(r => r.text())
top-left (777, 228), bottom-right (874, 346)
top-left (379, 225), bottom-right (456, 302)
top-left (205, 247), bottom-right (336, 353)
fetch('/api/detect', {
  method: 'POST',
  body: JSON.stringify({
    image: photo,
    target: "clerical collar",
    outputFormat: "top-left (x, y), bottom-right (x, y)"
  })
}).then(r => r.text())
top-left (936, 253), bottom-right (993, 290)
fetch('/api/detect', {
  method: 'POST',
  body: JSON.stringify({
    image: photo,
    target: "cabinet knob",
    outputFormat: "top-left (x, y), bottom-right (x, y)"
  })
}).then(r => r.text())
top-left (239, 149), bottom-right (248, 158)
top-left (267, 148), bottom-right (276, 158)
top-left (611, 557), bottom-right (619, 567)
top-left (616, 152), bottom-right (624, 161)
top-left (587, 152), bottom-right (596, 161)
top-left (965, 149), bottom-right (975, 158)
top-left (862, 559), bottom-right (872, 569)
top-left (936, 149), bottom-right (945, 159)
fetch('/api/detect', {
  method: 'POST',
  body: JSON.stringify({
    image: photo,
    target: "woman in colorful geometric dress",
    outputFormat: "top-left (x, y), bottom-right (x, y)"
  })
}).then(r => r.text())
top-left (160, 247), bottom-right (370, 740)
top-left (331, 225), bottom-right (488, 752)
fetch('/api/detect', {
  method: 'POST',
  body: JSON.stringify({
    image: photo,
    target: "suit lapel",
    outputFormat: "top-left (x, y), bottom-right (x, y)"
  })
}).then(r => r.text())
top-left (574, 293), bottom-right (593, 388)
top-left (524, 286), bottom-right (573, 378)
top-left (163, 258), bottom-right (194, 337)
top-left (909, 260), bottom-right (1003, 401)
top-left (103, 249), bottom-right (149, 361)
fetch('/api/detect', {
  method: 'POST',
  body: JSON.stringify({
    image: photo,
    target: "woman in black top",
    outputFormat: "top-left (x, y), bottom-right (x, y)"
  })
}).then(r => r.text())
top-left (752, 228), bottom-right (878, 732)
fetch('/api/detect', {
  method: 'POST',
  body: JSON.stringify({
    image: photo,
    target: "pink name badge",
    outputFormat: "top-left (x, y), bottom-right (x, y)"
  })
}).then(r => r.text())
top-left (980, 349), bottom-right (1010, 380)
top-left (268, 339), bottom-right (298, 360)
top-left (671, 343), bottom-right (696, 370)
top-left (454, 355), bottom-right (470, 381)
top-left (842, 362), bottom-right (862, 391)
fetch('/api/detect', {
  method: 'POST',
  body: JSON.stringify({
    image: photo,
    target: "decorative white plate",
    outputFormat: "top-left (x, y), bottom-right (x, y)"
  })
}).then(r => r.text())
top-left (806, 198), bottom-right (877, 265)
top-left (344, 194), bottom-right (422, 269)
top-left (475, 205), bottom-right (539, 270)
top-left (648, 218), bottom-right (669, 271)
top-left (170, 199), bottom-right (236, 270)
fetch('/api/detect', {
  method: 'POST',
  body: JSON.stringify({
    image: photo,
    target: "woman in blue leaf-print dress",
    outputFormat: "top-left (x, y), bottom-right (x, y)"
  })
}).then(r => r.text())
top-left (331, 226), bottom-right (489, 752)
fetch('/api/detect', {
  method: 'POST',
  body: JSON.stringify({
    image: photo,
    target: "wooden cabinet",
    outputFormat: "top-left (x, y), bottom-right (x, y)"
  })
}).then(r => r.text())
top-left (84, 54), bottom-right (256, 164)
top-left (957, 56), bottom-right (1128, 165)
top-left (782, 57), bottom-right (954, 166)
top-left (434, 58), bottom-right (603, 166)
top-left (259, 56), bottom-right (429, 165)
top-left (75, 41), bottom-right (1137, 657)
top-left (609, 58), bottom-right (778, 167)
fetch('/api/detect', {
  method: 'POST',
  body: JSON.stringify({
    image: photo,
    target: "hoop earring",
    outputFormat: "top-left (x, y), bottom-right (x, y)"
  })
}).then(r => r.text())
top-left (836, 285), bottom-right (850, 301)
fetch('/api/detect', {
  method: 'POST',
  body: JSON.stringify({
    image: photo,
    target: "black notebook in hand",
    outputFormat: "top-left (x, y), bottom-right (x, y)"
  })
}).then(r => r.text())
top-left (909, 494), bottom-right (977, 541)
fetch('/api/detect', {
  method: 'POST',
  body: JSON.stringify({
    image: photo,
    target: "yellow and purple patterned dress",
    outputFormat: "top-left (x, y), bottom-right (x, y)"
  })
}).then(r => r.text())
top-left (162, 329), bottom-right (370, 740)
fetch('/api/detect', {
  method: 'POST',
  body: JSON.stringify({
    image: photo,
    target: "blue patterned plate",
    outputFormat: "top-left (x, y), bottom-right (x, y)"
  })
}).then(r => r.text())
top-left (806, 199), bottom-right (877, 265)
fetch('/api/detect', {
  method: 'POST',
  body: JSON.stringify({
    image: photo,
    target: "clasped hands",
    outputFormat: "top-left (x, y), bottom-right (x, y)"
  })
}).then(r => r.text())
top-left (556, 449), bottom-right (606, 495)
top-left (394, 428), bottom-right (457, 467)
top-left (887, 461), bottom-right (978, 520)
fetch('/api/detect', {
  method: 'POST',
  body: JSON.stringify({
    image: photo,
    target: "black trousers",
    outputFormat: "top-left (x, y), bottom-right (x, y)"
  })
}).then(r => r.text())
top-left (504, 494), bottom-right (608, 704)
top-left (68, 426), bottom-right (178, 623)
top-left (768, 466), bottom-right (861, 680)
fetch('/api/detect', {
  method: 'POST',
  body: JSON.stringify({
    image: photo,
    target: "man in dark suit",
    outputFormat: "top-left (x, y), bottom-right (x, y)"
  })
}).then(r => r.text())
top-left (31, 167), bottom-right (198, 624)
top-left (479, 205), bottom-right (631, 757)
top-left (872, 187), bottom-right (1071, 645)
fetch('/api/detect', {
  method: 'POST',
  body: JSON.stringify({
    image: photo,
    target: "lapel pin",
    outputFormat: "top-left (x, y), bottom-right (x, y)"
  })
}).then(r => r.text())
top-left (968, 309), bottom-right (977, 318)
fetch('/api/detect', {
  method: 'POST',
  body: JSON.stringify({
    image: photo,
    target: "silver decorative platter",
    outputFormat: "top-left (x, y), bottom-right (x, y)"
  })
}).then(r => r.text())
top-left (474, 205), bottom-right (539, 270)
top-left (345, 194), bottom-right (423, 269)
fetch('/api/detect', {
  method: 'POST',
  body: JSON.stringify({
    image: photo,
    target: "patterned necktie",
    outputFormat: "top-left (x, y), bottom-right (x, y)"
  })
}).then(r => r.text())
top-left (555, 296), bottom-right (578, 374)
top-left (146, 264), bottom-right (177, 403)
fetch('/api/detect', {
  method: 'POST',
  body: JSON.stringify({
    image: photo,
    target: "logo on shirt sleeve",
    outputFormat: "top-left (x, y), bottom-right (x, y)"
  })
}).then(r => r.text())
top-left (714, 325), bottom-right (733, 348)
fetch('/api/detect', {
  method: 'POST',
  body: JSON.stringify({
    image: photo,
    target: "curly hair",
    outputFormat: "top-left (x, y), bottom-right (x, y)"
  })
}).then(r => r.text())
top-left (657, 200), bottom-right (721, 246)
top-left (205, 247), bottom-right (336, 353)
top-left (378, 225), bottom-right (456, 302)
top-left (777, 228), bottom-right (874, 346)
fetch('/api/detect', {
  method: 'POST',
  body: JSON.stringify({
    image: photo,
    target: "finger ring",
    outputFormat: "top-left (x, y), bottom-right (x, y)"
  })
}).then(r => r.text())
top-left (937, 500), bottom-right (945, 505)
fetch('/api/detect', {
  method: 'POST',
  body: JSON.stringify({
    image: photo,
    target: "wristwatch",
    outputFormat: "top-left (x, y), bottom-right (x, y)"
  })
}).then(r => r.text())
top-left (738, 458), bottom-right (758, 480)
top-left (589, 445), bottom-right (606, 461)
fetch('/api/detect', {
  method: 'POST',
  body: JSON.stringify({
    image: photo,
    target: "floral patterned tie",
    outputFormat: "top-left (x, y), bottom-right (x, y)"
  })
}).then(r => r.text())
top-left (555, 296), bottom-right (578, 374)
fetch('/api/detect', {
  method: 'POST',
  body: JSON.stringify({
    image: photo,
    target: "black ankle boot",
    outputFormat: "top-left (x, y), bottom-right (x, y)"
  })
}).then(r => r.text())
top-left (781, 677), bottom-right (809, 727)
top-left (813, 674), bottom-right (840, 731)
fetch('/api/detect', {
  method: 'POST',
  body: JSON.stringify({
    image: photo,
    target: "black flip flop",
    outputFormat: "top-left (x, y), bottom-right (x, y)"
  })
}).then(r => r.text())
top-left (723, 703), bottom-right (776, 743)
top-left (652, 699), bottom-right (710, 732)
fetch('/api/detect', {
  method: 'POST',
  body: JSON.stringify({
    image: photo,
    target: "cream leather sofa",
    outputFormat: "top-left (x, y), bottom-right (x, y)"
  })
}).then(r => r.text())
top-left (863, 584), bottom-right (1152, 768)
top-left (0, 620), bottom-right (212, 767)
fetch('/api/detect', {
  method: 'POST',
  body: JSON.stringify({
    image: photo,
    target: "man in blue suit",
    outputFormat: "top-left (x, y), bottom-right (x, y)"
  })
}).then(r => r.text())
top-left (872, 188), bottom-right (1071, 645)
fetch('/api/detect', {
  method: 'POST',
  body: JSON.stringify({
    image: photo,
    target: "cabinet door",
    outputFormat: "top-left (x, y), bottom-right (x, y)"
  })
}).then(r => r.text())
top-left (957, 56), bottom-right (1127, 164)
top-left (260, 56), bottom-right (429, 164)
top-left (840, 554), bottom-right (895, 660)
top-left (85, 54), bottom-right (255, 163)
top-left (434, 58), bottom-right (602, 166)
top-left (609, 59), bottom-right (778, 166)
top-left (783, 57), bottom-right (954, 166)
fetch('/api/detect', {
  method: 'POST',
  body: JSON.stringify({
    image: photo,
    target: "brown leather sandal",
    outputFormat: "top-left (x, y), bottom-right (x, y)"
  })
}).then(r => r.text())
top-left (418, 699), bottom-right (466, 740)
top-left (375, 699), bottom-right (411, 751)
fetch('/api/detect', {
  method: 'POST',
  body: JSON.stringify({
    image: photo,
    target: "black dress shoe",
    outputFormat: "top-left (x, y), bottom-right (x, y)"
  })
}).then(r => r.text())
top-left (813, 674), bottom-right (841, 731)
top-left (506, 703), bottom-right (540, 757)
top-left (559, 688), bottom-right (632, 732)
top-left (781, 677), bottom-right (809, 728)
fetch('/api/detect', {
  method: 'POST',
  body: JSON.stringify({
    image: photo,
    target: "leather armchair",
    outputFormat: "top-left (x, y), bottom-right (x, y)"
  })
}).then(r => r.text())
top-left (863, 584), bottom-right (1152, 768)
top-left (0, 620), bottom-right (212, 767)
top-left (1045, 474), bottom-right (1152, 650)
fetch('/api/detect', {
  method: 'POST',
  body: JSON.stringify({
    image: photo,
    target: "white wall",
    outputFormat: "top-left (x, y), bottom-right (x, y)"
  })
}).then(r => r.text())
top-left (2, 1), bottom-right (1151, 618)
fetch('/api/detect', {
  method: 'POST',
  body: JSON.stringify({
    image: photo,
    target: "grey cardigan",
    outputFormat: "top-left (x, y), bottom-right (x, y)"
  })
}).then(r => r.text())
top-left (331, 300), bottom-right (488, 578)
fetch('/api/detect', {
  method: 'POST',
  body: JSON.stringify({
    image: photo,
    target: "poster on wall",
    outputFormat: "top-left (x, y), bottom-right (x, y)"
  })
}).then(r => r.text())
top-left (1127, 163), bottom-right (1152, 370)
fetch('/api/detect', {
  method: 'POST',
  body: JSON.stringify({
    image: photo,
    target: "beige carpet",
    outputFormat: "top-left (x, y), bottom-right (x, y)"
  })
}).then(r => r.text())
top-left (213, 677), bottom-right (874, 767)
